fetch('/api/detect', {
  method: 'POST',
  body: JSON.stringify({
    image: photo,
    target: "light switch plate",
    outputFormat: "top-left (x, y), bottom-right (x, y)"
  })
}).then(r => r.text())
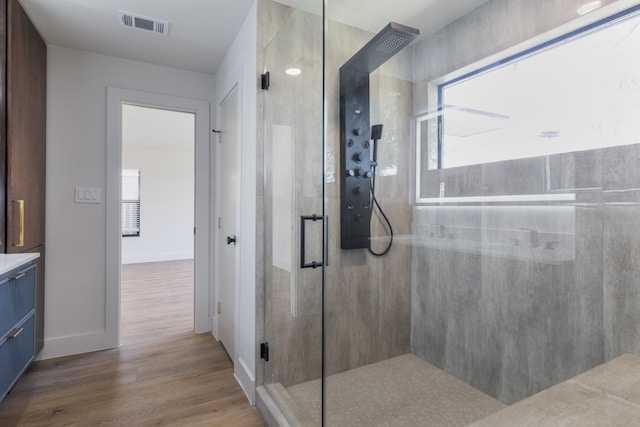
top-left (75, 186), bottom-right (101, 204)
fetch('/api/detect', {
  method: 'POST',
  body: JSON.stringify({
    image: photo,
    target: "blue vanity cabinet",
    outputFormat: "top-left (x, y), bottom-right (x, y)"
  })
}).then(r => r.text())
top-left (0, 263), bottom-right (36, 401)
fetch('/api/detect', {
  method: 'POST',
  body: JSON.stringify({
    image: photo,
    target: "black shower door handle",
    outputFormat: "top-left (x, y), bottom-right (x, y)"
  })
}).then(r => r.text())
top-left (300, 214), bottom-right (326, 269)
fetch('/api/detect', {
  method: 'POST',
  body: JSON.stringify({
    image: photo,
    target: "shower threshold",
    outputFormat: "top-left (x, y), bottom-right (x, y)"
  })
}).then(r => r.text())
top-left (260, 354), bottom-right (506, 427)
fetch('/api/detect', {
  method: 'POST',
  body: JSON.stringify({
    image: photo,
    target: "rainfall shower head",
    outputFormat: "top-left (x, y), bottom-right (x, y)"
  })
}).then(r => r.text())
top-left (341, 22), bottom-right (420, 74)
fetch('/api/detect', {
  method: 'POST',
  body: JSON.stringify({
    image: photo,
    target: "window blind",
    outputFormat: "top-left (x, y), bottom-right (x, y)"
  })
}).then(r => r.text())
top-left (122, 169), bottom-right (141, 237)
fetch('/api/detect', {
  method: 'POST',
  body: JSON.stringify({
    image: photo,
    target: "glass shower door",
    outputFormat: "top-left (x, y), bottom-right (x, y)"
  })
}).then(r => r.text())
top-left (261, 4), bottom-right (324, 426)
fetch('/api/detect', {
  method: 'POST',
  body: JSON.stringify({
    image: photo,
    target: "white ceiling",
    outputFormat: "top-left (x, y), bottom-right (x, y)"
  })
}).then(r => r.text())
top-left (276, 0), bottom-right (491, 37)
top-left (18, 0), bottom-right (490, 75)
top-left (19, 0), bottom-right (255, 75)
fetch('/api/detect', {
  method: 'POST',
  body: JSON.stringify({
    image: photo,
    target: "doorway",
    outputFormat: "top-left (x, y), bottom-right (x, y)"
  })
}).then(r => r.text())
top-left (106, 88), bottom-right (211, 347)
top-left (121, 105), bottom-right (195, 264)
top-left (120, 104), bottom-right (195, 335)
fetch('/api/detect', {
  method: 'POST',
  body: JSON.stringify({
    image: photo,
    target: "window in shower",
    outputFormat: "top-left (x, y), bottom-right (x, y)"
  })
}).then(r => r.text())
top-left (432, 7), bottom-right (640, 170)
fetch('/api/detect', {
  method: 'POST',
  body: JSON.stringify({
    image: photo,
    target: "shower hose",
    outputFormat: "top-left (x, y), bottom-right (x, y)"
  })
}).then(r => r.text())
top-left (369, 168), bottom-right (393, 257)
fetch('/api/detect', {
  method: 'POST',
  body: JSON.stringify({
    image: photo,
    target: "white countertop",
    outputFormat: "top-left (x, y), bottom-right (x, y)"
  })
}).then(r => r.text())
top-left (0, 253), bottom-right (40, 276)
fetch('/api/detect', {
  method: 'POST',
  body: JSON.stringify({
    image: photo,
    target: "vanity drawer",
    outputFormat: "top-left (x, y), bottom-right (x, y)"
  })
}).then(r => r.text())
top-left (0, 314), bottom-right (35, 400)
top-left (0, 264), bottom-right (36, 338)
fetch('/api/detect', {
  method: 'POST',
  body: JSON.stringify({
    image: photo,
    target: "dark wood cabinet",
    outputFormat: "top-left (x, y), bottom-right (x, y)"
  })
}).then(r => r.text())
top-left (0, 0), bottom-right (47, 354)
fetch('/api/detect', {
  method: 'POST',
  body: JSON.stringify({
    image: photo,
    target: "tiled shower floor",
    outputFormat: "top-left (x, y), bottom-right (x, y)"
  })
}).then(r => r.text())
top-left (285, 354), bottom-right (506, 426)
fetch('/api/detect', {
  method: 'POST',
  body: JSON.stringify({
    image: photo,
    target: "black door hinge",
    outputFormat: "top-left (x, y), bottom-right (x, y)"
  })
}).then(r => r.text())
top-left (260, 342), bottom-right (269, 361)
top-left (261, 72), bottom-right (270, 90)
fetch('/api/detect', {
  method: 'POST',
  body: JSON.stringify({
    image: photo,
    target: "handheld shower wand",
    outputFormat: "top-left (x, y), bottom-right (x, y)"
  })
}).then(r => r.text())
top-left (368, 124), bottom-right (393, 257)
top-left (371, 124), bottom-right (383, 164)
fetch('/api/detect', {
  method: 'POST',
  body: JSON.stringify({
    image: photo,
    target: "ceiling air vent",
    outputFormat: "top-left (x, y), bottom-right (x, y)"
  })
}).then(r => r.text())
top-left (118, 10), bottom-right (169, 36)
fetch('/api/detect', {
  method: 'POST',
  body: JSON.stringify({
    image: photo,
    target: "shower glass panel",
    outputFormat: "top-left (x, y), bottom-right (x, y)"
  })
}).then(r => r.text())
top-left (261, 3), bottom-right (324, 426)
top-left (318, 0), bottom-right (640, 425)
top-left (260, 0), bottom-right (640, 425)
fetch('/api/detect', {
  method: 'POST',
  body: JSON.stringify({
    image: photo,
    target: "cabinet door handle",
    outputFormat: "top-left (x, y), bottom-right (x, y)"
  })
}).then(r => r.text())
top-left (12, 272), bottom-right (26, 281)
top-left (13, 199), bottom-right (24, 248)
top-left (9, 327), bottom-right (24, 339)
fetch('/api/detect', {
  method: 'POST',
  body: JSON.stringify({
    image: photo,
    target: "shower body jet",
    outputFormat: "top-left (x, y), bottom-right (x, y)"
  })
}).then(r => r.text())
top-left (339, 22), bottom-right (419, 250)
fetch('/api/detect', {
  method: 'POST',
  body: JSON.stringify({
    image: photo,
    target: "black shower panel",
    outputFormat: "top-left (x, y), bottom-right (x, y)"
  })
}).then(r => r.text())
top-left (339, 22), bottom-right (419, 250)
top-left (340, 70), bottom-right (373, 249)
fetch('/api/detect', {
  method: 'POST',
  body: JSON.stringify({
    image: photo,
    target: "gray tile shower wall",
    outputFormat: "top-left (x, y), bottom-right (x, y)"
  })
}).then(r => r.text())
top-left (411, 145), bottom-right (640, 404)
top-left (410, 0), bottom-right (638, 404)
top-left (602, 144), bottom-right (640, 359)
top-left (324, 19), bottom-right (414, 377)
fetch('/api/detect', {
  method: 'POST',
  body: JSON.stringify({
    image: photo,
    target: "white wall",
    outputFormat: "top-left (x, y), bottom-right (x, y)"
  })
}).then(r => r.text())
top-left (213, 0), bottom-right (258, 403)
top-left (121, 106), bottom-right (195, 264)
top-left (121, 146), bottom-right (194, 264)
top-left (43, 45), bottom-right (214, 359)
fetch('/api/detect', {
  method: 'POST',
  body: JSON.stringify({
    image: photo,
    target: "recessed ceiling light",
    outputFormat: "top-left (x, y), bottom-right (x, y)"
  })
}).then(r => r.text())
top-left (577, 1), bottom-right (603, 15)
top-left (285, 68), bottom-right (301, 76)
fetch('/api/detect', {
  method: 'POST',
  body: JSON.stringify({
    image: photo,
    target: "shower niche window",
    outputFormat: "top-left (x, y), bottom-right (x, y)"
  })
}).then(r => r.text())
top-left (417, 6), bottom-right (640, 200)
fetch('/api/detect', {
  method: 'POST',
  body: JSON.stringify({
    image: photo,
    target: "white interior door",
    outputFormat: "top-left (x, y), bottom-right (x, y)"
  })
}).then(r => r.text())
top-left (218, 86), bottom-right (238, 361)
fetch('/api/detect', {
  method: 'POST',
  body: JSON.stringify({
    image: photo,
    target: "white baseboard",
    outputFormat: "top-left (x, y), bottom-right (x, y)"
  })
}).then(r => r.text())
top-left (235, 356), bottom-right (256, 404)
top-left (37, 330), bottom-right (118, 360)
top-left (121, 252), bottom-right (193, 264)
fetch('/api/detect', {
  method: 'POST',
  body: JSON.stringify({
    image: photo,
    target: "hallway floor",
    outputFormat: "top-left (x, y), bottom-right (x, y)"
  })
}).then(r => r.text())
top-left (0, 260), bottom-right (265, 426)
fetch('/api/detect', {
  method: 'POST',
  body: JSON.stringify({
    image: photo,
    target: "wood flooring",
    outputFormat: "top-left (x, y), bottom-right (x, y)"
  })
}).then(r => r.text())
top-left (0, 259), bottom-right (266, 426)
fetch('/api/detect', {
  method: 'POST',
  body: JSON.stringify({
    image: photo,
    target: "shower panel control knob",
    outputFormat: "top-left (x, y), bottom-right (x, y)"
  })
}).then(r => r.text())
top-left (346, 169), bottom-right (355, 177)
top-left (353, 167), bottom-right (362, 177)
top-left (363, 170), bottom-right (372, 179)
top-left (353, 128), bottom-right (363, 136)
top-left (353, 151), bottom-right (363, 162)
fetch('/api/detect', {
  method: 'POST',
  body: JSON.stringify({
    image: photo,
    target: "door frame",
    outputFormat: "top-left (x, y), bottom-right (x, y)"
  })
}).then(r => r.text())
top-left (106, 87), bottom-right (212, 346)
top-left (215, 55), bottom-right (257, 402)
